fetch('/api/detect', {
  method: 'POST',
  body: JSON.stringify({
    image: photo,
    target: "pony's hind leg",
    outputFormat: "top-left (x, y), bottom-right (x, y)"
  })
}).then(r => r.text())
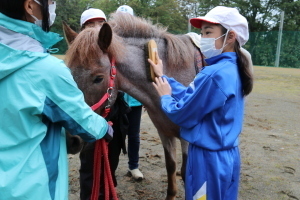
top-left (66, 132), bottom-right (84, 154)
top-left (160, 134), bottom-right (178, 200)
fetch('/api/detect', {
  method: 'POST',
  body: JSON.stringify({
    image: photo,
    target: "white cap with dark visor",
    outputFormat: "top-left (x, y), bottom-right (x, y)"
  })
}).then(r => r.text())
top-left (190, 6), bottom-right (249, 46)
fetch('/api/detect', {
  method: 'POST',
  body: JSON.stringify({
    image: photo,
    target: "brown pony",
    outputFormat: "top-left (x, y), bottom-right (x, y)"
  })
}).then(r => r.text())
top-left (64, 13), bottom-right (202, 200)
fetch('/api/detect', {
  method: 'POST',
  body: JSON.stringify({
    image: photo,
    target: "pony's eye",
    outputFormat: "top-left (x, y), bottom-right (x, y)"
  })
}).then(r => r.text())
top-left (93, 76), bottom-right (103, 83)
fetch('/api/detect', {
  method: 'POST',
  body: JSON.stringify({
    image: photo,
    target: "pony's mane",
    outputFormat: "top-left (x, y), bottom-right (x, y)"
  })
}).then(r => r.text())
top-left (65, 26), bottom-right (125, 68)
top-left (109, 13), bottom-right (193, 69)
top-left (109, 13), bottom-right (167, 38)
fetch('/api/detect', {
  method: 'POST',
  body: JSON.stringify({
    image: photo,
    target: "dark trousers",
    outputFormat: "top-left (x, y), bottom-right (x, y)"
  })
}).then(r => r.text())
top-left (127, 105), bottom-right (142, 170)
top-left (79, 125), bottom-right (123, 200)
top-left (79, 93), bottom-right (129, 200)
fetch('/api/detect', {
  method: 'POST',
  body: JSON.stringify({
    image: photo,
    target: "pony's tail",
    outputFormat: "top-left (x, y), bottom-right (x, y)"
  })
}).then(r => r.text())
top-left (235, 42), bottom-right (253, 96)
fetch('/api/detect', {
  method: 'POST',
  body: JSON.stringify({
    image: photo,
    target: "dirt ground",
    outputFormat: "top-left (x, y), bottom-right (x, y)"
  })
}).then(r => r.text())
top-left (68, 66), bottom-right (300, 200)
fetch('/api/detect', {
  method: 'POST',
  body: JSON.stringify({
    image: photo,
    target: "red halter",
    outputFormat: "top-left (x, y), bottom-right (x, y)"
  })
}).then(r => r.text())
top-left (90, 57), bottom-right (118, 200)
top-left (91, 58), bottom-right (117, 116)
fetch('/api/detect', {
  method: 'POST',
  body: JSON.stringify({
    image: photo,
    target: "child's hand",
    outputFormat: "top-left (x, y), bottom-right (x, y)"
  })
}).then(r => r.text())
top-left (148, 51), bottom-right (163, 77)
top-left (103, 123), bottom-right (113, 142)
top-left (152, 77), bottom-right (172, 97)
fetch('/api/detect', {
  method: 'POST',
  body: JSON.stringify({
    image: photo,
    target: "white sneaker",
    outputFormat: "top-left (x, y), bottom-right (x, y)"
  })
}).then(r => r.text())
top-left (128, 169), bottom-right (144, 181)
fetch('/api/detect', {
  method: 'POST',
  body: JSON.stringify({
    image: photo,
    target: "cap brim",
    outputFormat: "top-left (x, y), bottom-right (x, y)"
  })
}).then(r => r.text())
top-left (83, 17), bottom-right (106, 25)
top-left (190, 17), bottom-right (220, 29)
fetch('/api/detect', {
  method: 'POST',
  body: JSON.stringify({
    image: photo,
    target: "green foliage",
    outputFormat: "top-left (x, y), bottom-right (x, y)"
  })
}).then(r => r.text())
top-left (248, 31), bottom-right (300, 68)
top-left (94, 0), bottom-right (189, 34)
top-left (50, 0), bottom-right (94, 54)
top-left (276, 0), bottom-right (300, 31)
top-left (279, 31), bottom-right (300, 68)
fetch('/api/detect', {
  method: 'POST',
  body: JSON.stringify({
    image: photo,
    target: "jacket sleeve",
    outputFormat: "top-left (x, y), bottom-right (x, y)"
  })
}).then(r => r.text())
top-left (37, 58), bottom-right (108, 142)
top-left (160, 73), bottom-right (227, 129)
top-left (162, 75), bottom-right (188, 101)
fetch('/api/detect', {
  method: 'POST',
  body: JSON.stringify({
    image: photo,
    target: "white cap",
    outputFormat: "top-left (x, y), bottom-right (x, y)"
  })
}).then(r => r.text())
top-left (116, 5), bottom-right (134, 16)
top-left (190, 6), bottom-right (249, 46)
top-left (186, 32), bottom-right (201, 49)
top-left (80, 8), bottom-right (107, 27)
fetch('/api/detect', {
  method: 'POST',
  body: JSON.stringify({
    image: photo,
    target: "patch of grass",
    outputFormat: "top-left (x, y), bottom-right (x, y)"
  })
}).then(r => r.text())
top-left (253, 66), bottom-right (300, 99)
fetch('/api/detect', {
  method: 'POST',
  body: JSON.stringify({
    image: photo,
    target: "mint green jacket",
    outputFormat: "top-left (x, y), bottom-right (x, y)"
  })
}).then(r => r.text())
top-left (123, 93), bottom-right (142, 107)
top-left (0, 13), bottom-right (108, 200)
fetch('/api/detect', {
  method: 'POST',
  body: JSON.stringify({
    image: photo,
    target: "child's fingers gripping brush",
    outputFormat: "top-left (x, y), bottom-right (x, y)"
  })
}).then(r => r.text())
top-left (145, 39), bottom-right (158, 82)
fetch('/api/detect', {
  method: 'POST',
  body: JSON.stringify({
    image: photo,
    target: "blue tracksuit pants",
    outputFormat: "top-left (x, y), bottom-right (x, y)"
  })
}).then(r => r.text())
top-left (185, 145), bottom-right (240, 200)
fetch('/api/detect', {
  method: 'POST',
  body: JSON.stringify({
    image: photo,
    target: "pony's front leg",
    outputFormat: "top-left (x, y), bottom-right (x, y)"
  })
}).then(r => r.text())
top-left (180, 138), bottom-right (189, 183)
top-left (160, 134), bottom-right (178, 200)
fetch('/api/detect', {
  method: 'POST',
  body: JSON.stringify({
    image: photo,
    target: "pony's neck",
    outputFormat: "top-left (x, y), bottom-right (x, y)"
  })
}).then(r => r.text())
top-left (114, 35), bottom-right (197, 110)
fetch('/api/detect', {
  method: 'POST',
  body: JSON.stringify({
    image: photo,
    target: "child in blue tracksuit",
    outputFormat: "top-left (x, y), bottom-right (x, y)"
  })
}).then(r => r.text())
top-left (148, 6), bottom-right (253, 200)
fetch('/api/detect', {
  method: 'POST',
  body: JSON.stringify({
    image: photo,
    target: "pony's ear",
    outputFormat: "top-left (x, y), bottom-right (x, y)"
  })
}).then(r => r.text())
top-left (62, 21), bottom-right (78, 46)
top-left (98, 23), bottom-right (112, 53)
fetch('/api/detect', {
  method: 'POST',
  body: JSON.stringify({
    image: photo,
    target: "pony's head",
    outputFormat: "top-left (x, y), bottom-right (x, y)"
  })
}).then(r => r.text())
top-left (64, 22), bottom-right (125, 114)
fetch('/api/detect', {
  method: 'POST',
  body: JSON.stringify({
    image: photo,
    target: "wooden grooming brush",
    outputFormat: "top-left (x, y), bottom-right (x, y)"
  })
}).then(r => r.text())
top-left (145, 39), bottom-right (158, 82)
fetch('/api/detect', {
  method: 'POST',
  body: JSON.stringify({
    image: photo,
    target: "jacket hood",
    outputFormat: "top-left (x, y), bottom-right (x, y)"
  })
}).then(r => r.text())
top-left (0, 13), bottom-right (63, 80)
top-left (0, 13), bottom-right (62, 49)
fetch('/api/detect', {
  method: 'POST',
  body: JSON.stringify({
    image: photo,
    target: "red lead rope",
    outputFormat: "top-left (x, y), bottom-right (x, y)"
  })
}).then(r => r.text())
top-left (90, 58), bottom-right (118, 200)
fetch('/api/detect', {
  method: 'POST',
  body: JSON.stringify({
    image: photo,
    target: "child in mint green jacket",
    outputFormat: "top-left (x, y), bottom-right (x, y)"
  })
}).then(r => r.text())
top-left (0, 1), bottom-right (112, 199)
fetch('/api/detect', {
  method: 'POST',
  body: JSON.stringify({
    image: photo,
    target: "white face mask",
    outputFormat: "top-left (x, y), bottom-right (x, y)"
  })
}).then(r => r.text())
top-left (31, 0), bottom-right (57, 27)
top-left (48, 1), bottom-right (56, 26)
top-left (31, 14), bottom-right (43, 27)
top-left (200, 30), bottom-right (229, 59)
